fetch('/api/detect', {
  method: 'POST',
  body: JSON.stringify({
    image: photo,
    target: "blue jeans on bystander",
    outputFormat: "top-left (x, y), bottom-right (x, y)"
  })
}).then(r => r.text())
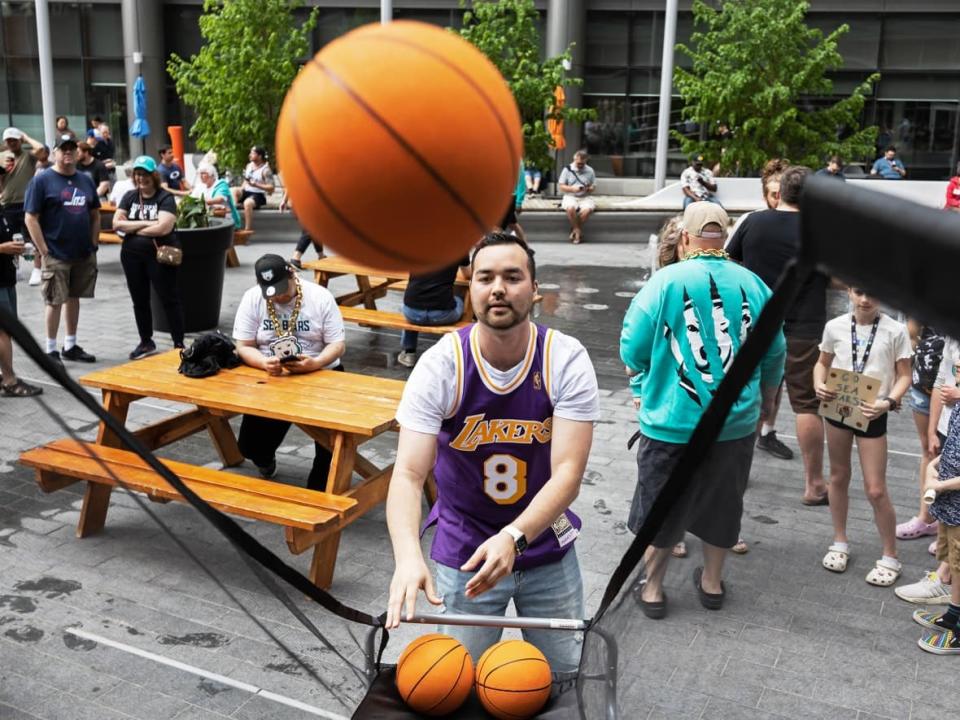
top-left (400, 296), bottom-right (464, 352)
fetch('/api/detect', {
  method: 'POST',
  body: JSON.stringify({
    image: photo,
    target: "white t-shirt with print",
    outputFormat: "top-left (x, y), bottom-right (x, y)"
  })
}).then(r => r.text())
top-left (819, 312), bottom-right (912, 398)
top-left (934, 339), bottom-right (960, 436)
top-left (680, 166), bottom-right (715, 199)
top-left (397, 325), bottom-right (601, 435)
top-left (233, 280), bottom-right (345, 367)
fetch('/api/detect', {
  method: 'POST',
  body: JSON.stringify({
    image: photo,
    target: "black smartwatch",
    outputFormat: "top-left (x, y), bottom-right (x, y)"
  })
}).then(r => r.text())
top-left (502, 525), bottom-right (527, 557)
top-left (883, 396), bottom-right (900, 412)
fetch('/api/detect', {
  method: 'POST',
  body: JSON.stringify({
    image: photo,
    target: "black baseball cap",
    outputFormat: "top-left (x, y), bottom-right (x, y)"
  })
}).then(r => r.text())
top-left (53, 133), bottom-right (77, 150)
top-left (254, 254), bottom-right (291, 299)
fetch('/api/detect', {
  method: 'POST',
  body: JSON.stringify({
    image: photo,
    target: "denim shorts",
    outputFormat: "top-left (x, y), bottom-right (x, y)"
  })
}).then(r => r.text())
top-left (433, 546), bottom-right (584, 674)
top-left (907, 386), bottom-right (931, 415)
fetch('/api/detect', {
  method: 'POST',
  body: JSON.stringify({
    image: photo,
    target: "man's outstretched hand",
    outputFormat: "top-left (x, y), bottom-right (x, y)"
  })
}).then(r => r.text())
top-left (461, 532), bottom-right (516, 598)
top-left (386, 558), bottom-right (443, 629)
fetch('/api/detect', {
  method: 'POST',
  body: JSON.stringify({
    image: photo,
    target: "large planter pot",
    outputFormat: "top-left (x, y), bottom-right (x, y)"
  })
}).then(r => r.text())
top-left (151, 217), bottom-right (235, 334)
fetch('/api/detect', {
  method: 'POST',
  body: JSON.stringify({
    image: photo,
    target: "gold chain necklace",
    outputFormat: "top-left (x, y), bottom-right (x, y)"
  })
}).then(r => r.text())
top-left (266, 278), bottom-right (303, 337)
top-left (683, 248), bottom-right (729, 261)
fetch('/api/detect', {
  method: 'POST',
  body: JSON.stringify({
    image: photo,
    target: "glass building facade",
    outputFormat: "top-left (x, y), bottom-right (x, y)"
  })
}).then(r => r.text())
top-left (3, 1), bottom-right (958, 179)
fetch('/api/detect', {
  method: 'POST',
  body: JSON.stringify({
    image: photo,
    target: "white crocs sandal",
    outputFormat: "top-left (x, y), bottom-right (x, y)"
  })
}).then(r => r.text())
top-left (822, 544), bottom-right (849, 573)
top-left (865, 558), bottom-right (902, 587)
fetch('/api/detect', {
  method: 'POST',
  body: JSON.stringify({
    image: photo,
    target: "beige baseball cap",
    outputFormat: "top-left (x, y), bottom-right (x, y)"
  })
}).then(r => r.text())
top-left (682, 202), bottom-right (729, 239)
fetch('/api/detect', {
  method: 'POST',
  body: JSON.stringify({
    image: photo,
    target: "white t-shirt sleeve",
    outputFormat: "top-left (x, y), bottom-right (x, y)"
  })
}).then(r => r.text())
top-left (233, 287), bottom-right (261, 341)
top-left (892, 323), bottom-right (913, 362)
top-left (315, 286), bottom-right (345, 344)
top-left (395, 334), bottom-right (459, 436)
top-left (549, 334), bottom-right (601, 422)
top-left (819, 316), bottom-right (842, 355)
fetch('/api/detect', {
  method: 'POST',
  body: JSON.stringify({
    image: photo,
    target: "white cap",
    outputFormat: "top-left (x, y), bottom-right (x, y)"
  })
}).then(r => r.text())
top-left (2, 127), bottom-right (23, 141)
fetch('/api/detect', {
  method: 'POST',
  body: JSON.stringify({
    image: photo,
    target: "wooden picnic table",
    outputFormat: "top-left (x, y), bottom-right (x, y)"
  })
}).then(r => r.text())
top-left (76, 350), bottom-right (406, 588)
top-left (303, 255), bottom-right (471, 320)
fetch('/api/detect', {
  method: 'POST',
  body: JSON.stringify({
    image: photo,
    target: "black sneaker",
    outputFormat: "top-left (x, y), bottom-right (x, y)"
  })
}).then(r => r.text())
top-left (257, 459), bottom-right (277, 479)
top-left (756, 431), bottom-right (794, 460)
top-left (129, 341), bottom-right (158, 361)
top-left (62, 345), bottom-right (96, 363)
top-left (47, 350), bottom-right (64, 368)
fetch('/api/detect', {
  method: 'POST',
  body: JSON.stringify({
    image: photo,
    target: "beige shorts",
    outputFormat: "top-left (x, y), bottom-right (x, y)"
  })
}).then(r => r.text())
top-left (936, 522), bottom-right (960, 576)
top-left (41, 252), bottom-right (98, 306)
top-left (561, 195), bottom-right (596, 212)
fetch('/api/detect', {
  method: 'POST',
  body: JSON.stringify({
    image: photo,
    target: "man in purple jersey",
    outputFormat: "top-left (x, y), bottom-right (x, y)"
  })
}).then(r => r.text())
top-left (385, 233), bottom-right (600, 673)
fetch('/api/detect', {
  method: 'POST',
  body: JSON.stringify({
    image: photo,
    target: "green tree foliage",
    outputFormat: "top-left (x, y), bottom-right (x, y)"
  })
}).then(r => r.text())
top-left (167, 0), bottom-right (317, 173)
top-left (457, 0), bottom-right (594, 172)
top-left (673, 0), bottom-right (879, 174)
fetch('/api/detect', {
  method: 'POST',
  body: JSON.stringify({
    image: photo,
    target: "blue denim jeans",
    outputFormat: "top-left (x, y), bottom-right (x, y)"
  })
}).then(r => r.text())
top-left (682, 195), bottom-right (723, 209)
top-left (433, 546), bottom-right (584, 674)
top-left (400, 296), bottom-right (464, 352)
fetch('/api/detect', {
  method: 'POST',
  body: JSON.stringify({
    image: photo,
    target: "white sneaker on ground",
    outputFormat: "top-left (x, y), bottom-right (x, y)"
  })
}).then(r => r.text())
top-left (28, 267), bottom-right (41, 286)
top-left (894, 571), bottom-right (952, 604)
top-left (397, 351), bottom-right (417, 368)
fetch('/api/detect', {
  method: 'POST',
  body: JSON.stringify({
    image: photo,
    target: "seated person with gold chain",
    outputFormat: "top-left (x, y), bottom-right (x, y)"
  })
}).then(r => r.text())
top-left (232, 254), bottom-right (346, 486)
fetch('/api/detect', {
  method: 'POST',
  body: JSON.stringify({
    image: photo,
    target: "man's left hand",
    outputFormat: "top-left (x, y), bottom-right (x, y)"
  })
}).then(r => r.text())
top-left (461, 531), bottom-right (516, 598)
top-left (283, 356), bottom-right (317, 374)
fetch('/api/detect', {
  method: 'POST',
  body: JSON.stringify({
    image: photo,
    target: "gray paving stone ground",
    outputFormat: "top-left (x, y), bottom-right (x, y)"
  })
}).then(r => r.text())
top-left (0, 223), bottom-right (950, 719)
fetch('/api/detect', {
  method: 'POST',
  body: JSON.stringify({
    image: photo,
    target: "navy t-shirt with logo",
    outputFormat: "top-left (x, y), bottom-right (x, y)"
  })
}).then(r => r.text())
top-left (158, 162), bottom-right (185, 191)
top-left (24, 169), bottom-right (100, 260)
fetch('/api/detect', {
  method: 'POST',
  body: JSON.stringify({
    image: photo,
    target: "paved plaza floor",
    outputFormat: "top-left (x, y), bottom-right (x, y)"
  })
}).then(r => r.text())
top-left (0, 231), bottom-right (951, 719)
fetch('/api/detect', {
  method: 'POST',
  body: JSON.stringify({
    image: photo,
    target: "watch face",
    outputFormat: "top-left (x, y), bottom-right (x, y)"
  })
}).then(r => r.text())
top-left (515, 536), bottom-right (528, 555)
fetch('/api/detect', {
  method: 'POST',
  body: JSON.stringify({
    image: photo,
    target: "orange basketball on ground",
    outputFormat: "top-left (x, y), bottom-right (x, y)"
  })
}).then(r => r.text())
top-left (276, 20), bottom-right (522, 273)
top-left (395, 633), bottom-right (474, 716)
top-left (475, 640), bottom-right (552, 719)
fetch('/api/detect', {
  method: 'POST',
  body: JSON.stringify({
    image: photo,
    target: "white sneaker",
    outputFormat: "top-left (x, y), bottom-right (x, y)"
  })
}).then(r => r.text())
top-left (894, 571), bottom-right (952, 604)
top-left (28, 267), bottom-right (41, 286)
top-left (397, 351), bottom-right (417, 368)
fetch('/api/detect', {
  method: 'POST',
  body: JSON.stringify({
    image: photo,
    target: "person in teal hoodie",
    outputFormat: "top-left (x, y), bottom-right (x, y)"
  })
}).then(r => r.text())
top-left (620, 201), bottom-right (785, 618)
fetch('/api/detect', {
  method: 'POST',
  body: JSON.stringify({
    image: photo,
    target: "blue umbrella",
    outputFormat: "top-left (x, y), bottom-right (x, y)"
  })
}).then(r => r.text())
top-left (129, 75), bottom-right (150, 138)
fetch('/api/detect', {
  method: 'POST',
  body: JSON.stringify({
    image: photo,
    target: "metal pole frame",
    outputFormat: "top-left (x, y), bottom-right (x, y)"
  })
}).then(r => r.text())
top-left (653, 0), bottom-right (679, 191)
top-left (381, 0), bottom-right (391, 24)
top-left (34, 0), bottom-right (56, 145)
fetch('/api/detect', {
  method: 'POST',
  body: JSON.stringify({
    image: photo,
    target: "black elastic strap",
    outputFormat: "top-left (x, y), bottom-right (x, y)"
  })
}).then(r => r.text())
top-left (593, 260), bottom-right (811, 621)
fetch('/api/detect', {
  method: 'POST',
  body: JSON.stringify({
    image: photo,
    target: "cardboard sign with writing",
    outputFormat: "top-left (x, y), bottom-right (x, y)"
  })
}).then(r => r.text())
top-left (819, 369), bottom-right (881, 431)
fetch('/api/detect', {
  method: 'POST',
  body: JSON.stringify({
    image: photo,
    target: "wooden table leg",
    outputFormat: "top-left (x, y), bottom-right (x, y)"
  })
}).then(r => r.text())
top-left (205, 412), bottom-right (244, 467)
top-left (461, 291), bottom-right (474, 322)
top-left (81, 390), bottom-right (134, 537)
top-left (356, 275), bottom-right (378, 310)
top-left (308, 432), bottom-right (356, 589)
top-left (225, 248), bottom-right (239, 268)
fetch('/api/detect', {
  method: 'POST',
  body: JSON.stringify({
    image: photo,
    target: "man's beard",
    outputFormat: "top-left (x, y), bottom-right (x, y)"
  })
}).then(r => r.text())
top-left (477, 300), bottom-right (529, 330)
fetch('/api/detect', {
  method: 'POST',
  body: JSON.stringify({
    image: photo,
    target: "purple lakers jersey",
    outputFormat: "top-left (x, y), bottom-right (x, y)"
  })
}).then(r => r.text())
top-left (426, 323), bottom-right (581, 571)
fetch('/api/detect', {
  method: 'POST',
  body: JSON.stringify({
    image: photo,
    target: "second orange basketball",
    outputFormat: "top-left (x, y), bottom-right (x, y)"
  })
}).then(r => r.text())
top-left (276, 21), bottom-right (522, 273)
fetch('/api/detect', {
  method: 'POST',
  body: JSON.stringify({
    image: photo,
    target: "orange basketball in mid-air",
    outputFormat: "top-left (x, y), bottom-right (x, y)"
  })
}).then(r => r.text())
top-left (276, 21), bottom-right (522, 273)
top-left (475, 640), bottom-right (552, 719)
top-left (395, 633), bottom-right (474, 716)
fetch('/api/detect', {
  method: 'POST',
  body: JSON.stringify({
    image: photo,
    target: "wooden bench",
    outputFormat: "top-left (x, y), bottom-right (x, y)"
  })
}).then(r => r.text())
top-left (20, 439), bottom-right (366, 586)
top-left (99, 231), bottom-right (122, 244)
top-left (226, 229), bottom-right (254, 268)
top-left (338, 305), bottom-right (471, 334)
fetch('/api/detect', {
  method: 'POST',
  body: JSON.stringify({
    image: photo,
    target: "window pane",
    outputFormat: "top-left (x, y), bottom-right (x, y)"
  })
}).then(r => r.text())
top-left (882, 16), bottom-right (960, 70)
top-left (873, 99), bottom-right (958, 179)
top-left (89, 59), bottom-right (123, 85)
top-left (3, 2), bottom-right (37, 56)
top-left (50, 3), bottom-right (82, 58)
top-left (586, 12), bottom-right (628, 67)
top-left (583, 67), bottom-right (627, 95)
top-left (164, 6), bottom-right (203, 60)
top-left (808, 14), bottom-right (881, 70)
top-left (316, 9), bottom-right (379, 49)
top-left (86, 4), bottom-right (124, 58)
top-left (631, 12), bottom-right (662, 67)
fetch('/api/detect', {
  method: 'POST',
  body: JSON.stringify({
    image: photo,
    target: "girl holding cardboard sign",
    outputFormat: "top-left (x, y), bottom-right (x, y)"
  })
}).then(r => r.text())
top-left (813, 288), bottom-right (912, 586)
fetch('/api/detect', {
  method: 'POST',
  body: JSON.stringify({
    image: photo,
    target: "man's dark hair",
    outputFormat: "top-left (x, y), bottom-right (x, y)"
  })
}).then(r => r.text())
top-left (92, 116), bottom-right (103, 124)
top-left (828, 155), bottom-right (842, 166)
top-left (252, 145), bottom-right (267, 160)
top-left (55, 115), bottom-right (67, 124)
top-left (157, 144), bottom-right (172, 156)
top-left (77, 141), bottom-right (92, 153)
top-left (778, 165), bottom-right (811, 206)
top-left (471, 232), bottom-right (536, 281)
top-left (885, 145), bottom-right (897, 153)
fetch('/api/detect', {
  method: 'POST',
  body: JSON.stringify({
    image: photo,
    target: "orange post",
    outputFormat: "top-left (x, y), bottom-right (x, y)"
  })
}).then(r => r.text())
top-left (167, 126), bottom-right (185, 170)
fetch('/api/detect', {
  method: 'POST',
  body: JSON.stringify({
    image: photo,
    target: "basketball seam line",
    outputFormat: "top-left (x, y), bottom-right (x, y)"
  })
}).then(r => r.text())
top-left (425, 648), bottom-right (470, 713)
top-left (479, 653), bottom-right (548, 683)
top-left (479, 683), bottom-right (541, 720)
top-left (313, 58), bottom-right (490, 236)
top-left (350, 33), bottom-right (519, 165)
top-left (287, 91), bottom-right (430, 267)
top-left (404, 644), bottom-right (462, 704)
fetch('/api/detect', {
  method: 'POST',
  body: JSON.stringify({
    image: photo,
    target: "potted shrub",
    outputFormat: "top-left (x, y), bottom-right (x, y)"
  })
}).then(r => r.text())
top-left (151, 196), bottom-right (236, 333)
